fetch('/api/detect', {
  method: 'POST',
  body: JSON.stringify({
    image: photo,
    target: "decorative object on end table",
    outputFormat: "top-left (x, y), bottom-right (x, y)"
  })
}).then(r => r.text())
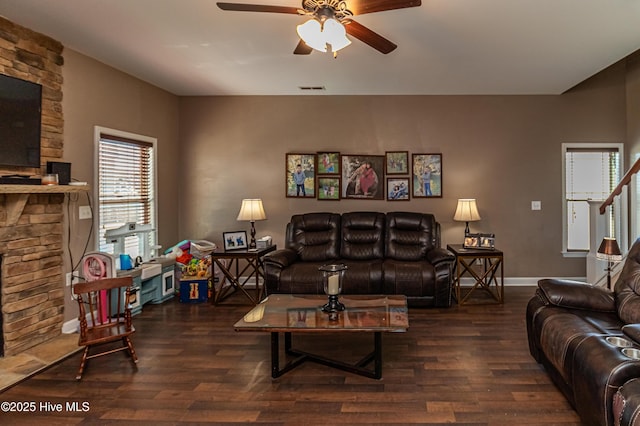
top-left (463, 232), bottom-right (496, 249)
top-left (597, 237), bottom-right (623, 289)
top-left (237, 199), bottom-right (266, 249)
top-left (319, 264), bottom-right (347, 315)
top-left (223, 231), bottom-right (248, 251)
top-left (453, 198), bottom-right (481, 236)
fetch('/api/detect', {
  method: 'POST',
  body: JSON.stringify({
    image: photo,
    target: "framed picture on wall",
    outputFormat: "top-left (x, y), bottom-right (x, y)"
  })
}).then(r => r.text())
top-left (385, 151), bottom-right (409, 175)
top-left (412, 153), bottom-right (442, 198)
top-left (317, 176), bottom-right (341, 200)
top-left (286, 153), bottom-right (316, 198)
top-left (387, 177), bottom-right (410, 201)
top-left (317, 152), bottom-right (340, 175)
top-left (341, 155), bottom-right (384, 200)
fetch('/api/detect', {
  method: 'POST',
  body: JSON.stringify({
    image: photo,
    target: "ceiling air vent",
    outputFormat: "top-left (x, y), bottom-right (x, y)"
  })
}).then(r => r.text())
top-left (298, 86), bottom-right (326, 92)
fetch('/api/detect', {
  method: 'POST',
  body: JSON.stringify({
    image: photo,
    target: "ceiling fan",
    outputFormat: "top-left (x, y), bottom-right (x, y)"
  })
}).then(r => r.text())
top-left (217, 0), bottom-right (422, 56)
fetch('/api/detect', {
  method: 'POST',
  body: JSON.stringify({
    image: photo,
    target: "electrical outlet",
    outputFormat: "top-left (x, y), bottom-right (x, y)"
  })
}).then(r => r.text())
top-left (531, 201), bottom-right (542, 211)
top-left (79, 205), bottom-right (92, 219)
top-left (66, 271), bottom-right (81, 286)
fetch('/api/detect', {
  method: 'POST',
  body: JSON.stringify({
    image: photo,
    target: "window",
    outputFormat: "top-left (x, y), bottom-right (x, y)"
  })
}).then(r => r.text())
top-left (562, 143), bottom-right (622, 255)
top-left (95, 127), bottom-right (157, 259)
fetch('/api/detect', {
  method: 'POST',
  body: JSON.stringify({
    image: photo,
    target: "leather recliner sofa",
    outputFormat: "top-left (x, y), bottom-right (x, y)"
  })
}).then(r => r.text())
top-left (263, 211), bottom-right (455, 307)
top-left (526, 238), bottom-right (640, 426)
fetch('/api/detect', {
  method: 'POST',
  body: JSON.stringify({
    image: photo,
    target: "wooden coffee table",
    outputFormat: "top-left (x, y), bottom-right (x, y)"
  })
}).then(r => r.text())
top-left (234, 294), bottom-right (409, 379)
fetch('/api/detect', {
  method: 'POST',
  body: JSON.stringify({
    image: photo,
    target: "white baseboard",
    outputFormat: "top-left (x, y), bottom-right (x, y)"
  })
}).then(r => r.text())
top-left (458, 276), bottom-right (585, 287)
top-left (62, 318), bottom-right (79, 334)
top-left (240, 276), bottom-right (587, 288)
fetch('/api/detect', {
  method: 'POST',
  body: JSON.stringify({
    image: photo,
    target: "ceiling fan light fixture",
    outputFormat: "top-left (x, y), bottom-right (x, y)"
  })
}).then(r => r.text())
top-left (296, 16), bottom-right (350, 54)
top-left (323, 18), bottom-right (351, 52)
top-left (296, 18), bottom-right (327, 52)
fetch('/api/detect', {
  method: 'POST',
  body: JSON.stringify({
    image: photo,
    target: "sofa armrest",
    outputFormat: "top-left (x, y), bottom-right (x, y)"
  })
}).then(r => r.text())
top-left (426, 247), bottom-right (455, 266)
top-left (623, 324), bottom-right (640, 345)
top-left (537, 278), bottom-right (616, 312)
top-left (263, 248), bottom-right (299, 269)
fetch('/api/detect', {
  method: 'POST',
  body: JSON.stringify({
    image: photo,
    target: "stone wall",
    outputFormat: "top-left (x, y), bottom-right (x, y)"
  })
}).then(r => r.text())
top-left (0, 194), bottom-right (65, 356)
top-left (0, 17), bottom-right (66, 356)
top-left (0, 16), bottom-right (64, 175)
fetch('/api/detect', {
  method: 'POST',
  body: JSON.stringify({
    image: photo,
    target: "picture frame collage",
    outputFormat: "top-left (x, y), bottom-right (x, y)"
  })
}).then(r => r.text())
top-left (285, 151), bottom-right (443, 201)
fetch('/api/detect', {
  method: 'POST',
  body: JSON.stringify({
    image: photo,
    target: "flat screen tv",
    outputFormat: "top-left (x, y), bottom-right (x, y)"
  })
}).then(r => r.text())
top-left (0, 73), bottom-right (42, 168)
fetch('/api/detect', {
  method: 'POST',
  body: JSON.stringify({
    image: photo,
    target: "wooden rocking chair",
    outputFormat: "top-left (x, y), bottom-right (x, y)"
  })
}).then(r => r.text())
top-left (73, 276), bottom-right (138, 380)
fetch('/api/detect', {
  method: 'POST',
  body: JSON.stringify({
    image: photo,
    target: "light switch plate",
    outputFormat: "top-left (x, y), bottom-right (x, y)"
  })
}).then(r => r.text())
top-left (531, 201), bottom-right (542, 211)
top-left (79, 205), bottom-right (92, 219)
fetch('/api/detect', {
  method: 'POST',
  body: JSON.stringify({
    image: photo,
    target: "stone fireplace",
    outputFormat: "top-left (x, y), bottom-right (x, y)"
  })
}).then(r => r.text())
top-left (0, 18), bottom-right (66, 356)
top-left (0, 192), bottom-right (65, 356)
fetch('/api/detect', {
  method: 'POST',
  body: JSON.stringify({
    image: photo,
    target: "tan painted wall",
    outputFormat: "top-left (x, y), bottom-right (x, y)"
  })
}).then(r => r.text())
top-left (178, 63), bottom-right (627, 279)
top-left (61, 49), bottom-right (180, 321)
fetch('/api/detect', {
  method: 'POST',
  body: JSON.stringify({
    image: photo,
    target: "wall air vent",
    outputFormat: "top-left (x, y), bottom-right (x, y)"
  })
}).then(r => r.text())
top-left (298, 86), bottom-right (326, 91)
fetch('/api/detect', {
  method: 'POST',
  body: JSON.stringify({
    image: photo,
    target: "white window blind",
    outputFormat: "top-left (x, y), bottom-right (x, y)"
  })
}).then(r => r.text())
top-left (564, 146), bottom-right (620, 251)
top-left (98, 133), bottom-right (156, 256)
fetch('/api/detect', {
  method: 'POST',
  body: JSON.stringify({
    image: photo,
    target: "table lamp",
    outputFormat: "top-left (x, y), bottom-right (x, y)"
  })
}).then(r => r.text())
top-left (237, 199), bottom-right (267, 249)
top-left (596, 237), bottom-right (622, 289)
top-left (453, 198), bottom-right (481, 237)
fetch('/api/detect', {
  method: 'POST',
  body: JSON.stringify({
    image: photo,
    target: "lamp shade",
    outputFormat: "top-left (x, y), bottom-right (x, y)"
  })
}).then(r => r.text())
top-left (236, 199), bottom-right (266, 222)
top-left (453, 199), bottom-right (481, 222)
top-left (596, 237), bottom-right (622, 262)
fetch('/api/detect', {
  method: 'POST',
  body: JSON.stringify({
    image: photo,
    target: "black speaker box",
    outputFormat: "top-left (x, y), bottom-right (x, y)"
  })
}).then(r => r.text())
top-left (46, 161), bottom-right (71, 185)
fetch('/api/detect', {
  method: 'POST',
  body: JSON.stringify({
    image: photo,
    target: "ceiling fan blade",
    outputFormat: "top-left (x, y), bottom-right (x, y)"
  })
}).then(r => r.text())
top-left (293, 40), bottom-right (313, 55)
top-left (216, 2), bottom-right (300, 14)
top-left (347, 0), bottom-right (421, 16)
top-left (344, 20), bottom-right (397, 54)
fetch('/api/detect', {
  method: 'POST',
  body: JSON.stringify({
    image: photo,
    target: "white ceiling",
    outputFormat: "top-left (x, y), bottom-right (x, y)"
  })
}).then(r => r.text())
top-left (1, 0), bottom-right (640, 96)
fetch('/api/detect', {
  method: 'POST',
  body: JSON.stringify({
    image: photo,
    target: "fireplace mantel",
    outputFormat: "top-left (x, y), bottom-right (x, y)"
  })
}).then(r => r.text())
top-left (0, 184), bottom-right (90, 226)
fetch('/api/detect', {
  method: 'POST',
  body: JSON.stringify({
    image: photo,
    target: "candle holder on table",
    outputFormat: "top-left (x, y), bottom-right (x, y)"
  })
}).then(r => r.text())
top-left (319, 264), bottom-right (347, 314)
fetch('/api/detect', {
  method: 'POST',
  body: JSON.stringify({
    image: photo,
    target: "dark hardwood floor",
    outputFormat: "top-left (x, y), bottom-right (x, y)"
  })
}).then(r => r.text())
top-left (0, 286), bottom-right (581, 425)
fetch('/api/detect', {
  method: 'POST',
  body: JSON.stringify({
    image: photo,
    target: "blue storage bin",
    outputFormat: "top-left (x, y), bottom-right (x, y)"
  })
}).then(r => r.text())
top-left (179, 278), bottom-right (209, 303)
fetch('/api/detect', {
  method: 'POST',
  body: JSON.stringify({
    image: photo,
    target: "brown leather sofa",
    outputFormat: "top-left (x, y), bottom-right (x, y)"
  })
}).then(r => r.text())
top-left (526, 238), bottom-right (640, 426)
top-left (264, 211), bottom-right (455, 307)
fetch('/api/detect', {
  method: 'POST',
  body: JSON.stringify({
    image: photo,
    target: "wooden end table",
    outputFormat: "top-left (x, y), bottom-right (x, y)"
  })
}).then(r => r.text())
top-left (210, 245), bottom-right (276, 304)
top-left (447, 244), bottom-right (504, 305)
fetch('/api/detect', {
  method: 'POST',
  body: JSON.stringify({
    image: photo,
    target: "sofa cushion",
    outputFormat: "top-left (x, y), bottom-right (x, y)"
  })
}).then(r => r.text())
top-left (272, 261), bottom-right (326, 294)
top-left (288, 213), bottom-right (341, 262)
top-left (383, 259), bottom-right (435, 297)
top-left (340, 212), bottom-right (385, 261)
top-left (385, 212), bottom-right (436, 261)
top-left (616, 238), bottom-right (640, 324)
top-left (341, 260), bottom-right (384, 294)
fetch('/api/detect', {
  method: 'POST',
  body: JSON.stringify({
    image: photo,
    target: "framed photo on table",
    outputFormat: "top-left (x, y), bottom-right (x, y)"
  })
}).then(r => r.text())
top-left (223, 231), bottom-right (248, 251)
top-left (412, 153), bottom-right (442, 198)
top-left (286, 153), bottom-right (316, 198)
